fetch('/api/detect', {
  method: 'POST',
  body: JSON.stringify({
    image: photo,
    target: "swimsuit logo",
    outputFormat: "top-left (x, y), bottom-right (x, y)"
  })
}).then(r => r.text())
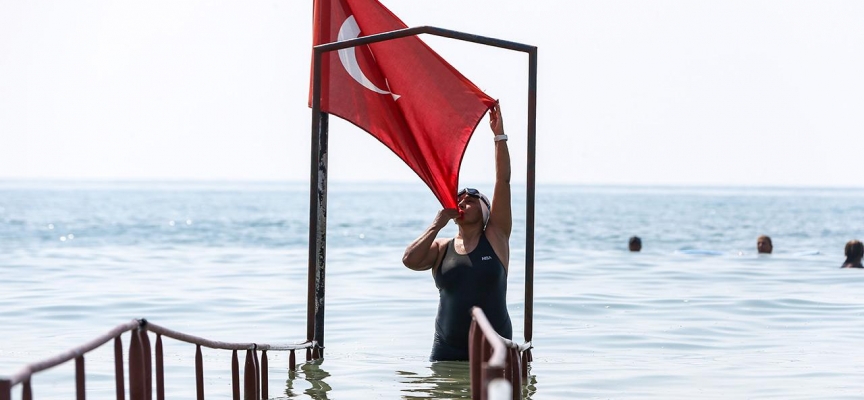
top-left (481, 255), bottom-right (492, 261)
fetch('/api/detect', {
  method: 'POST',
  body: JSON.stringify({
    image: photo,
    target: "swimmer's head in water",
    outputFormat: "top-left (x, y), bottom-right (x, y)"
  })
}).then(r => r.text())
top-left (628, 236), bottom-right (642, 252)
top-left (457, 188), bottom-right (490, 226)
top-left (757, 235), bottom-right (773, 254)
top-left (845, 240), bottom-right (864, 262)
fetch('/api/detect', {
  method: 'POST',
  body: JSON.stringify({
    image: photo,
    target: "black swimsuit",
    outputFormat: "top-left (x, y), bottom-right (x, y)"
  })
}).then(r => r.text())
top-left (430, 233), bottom-right (512, 361)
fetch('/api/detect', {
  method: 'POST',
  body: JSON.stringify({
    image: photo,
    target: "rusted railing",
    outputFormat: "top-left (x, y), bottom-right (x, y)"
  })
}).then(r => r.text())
top-left (469, 308), bottom-right (532, 400)
top-left (0, 319), bottom-right (313, 400)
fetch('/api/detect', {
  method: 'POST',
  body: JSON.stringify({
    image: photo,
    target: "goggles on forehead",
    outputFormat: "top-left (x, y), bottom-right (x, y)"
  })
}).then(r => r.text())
top-left (457, 187), bottom-right (491, 210)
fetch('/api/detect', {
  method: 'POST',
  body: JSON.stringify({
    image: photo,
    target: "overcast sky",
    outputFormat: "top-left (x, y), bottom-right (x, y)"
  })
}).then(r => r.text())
top-left (2, 1), bottom-right (863, 188)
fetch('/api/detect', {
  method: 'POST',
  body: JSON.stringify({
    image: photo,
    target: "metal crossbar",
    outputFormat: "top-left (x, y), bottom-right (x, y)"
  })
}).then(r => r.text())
top-left (469, 308), bottom-right (532, 400)
top-left (0, 319), bottom-right (312, 400)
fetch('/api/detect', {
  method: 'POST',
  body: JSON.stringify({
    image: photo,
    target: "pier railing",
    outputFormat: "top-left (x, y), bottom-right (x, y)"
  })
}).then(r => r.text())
top-left (0, 319), bottom-right (313, 400)
top-left (469, 308), bottom-right (532, 400)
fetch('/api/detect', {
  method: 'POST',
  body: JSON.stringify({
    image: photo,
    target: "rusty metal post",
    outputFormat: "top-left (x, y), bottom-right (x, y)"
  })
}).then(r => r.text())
top-left (195, 345), bottom-right (204, 400)
top-left (289, 349), bottom-right (296, 371)
top-left (480, 340), bottom-right (491, 400)
top-left (0, 379), bottom-right (10, 400)
top-left (155, 334), bottom-right (164, 400)
top-left (140, 330), bottom-right (152, 400)
top-left (469, 321), bottom-right (481, 400)
top-left (524, 47), bottom-right (537, 349)
top-left (521, 349), bottom-right (531, 381)
top-left (232, 350), bottom-right (240, 400)
top-left (483, 364), bottom-right (506, 400)
top-left (252, 348), bottom-right (261, 400)
top-left (114, 336), bottom-right (125, 400)
top-left (76, 355), bottom-right (86, 400)
top-left (508, 348), bottom-right (522, 400)
top-left (308, 46), bottom-right (329, 361)
top-left (243, 350), bottom-right (255, 400)
top-left (129, 329), bottom-right (144, 400)
top-left (261, 350), bottom-right (269, 400)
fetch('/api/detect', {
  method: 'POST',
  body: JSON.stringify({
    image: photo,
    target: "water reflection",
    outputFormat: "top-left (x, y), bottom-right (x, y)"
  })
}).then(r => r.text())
top-left (399, 361), bottom-right (537, 399)
top-left (285, 360), bottom-right (331, 399)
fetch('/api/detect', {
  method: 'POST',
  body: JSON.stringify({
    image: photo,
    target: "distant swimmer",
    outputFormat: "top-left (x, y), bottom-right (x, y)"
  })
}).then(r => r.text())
top-left (629, 236), bottom-right (642, 252)
top-left (402, 103), bottom-right (512, 361)
top-left (757, 235), bottom-right (773, 254)
top-left (840, 240), bottom-right (863, 269)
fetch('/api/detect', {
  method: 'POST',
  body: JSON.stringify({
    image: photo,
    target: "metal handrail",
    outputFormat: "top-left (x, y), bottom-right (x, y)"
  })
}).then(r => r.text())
top-left (469, 308), bottom-right (532, 400)
top-left (0, 319), bottom-right (312, 400)
top-left (2, 320), bottom-right (140, 386)
top-left (143, 321), bottom-right (312, 351)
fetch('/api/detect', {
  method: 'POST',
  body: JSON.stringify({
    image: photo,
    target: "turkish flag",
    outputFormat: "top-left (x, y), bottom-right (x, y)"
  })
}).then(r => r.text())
top-left (311, 0), bottom-right (496, 209)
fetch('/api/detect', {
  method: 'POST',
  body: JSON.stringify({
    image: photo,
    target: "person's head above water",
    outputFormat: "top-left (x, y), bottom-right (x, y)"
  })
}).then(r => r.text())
top-left (757, 235), bottom-right (773, 254)
top-left (845, 240), bottom-right (864, 263)
top-left (456, 187), bottom-right (490, 227)
top-left (628, 236), bottom-right (642, 252)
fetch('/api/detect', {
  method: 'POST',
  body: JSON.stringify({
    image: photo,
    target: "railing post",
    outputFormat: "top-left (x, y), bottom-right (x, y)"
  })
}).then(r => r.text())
top-left (155, 334), bottom-right (164, 400)
top-left (507, 347), bottom-right (521, 400)
top-left (114, 336), bottom-right (125, 400)
top-left (76, 355), bottom-right (86, 400)
top-left (1, 379), bottom-right (11, 400)
top-left (22, 379), bottom-right (32, 400)
top-left (289, 349), bottom-right (296, 372)
top-left (140, 329), bottom-right (152, 400)
top-left (521, 350), bottom-right (531, 381)
top-left (260, 350), bottom-right (269, 400)
top-left (129, 329), bottom-right (145, 400)
top-left (469, 321), bottom-right (481, 400)
top-left (195, 345), bottom-right (204, 400)
top-left (232, 350), bottom-right (240, 400)
top-left (252, 348), bottom-right (261, 400)
top-left (243, 349), bottom-right (255, 400)
top-left (480, 340), bottom-right (491, 400)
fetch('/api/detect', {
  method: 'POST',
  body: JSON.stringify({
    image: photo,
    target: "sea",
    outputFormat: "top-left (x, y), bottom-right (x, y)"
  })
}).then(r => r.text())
top-left (2, 181), bottom-right (864, 399)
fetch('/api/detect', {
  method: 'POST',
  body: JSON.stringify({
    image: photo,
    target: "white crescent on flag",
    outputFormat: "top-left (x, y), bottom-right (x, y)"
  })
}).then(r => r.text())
top-left (336, 16), bottom-right (400, 101)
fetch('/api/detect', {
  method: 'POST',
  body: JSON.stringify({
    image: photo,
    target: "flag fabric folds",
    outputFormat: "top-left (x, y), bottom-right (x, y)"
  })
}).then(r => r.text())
top-left (311, 0), bottom-right (496, 209)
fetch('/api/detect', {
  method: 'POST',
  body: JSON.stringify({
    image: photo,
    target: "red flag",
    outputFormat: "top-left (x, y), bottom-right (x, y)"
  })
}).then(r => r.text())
top-left (311, 0), bottom-right (496, 208)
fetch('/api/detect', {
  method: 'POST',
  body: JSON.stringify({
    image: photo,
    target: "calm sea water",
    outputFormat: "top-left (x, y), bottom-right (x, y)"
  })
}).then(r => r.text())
top-left (2, 181), bottom-right (864, 399)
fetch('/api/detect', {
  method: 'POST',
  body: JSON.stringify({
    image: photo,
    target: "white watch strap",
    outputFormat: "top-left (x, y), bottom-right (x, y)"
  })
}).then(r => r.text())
top-left (494, 134), bottom-right (508, 142)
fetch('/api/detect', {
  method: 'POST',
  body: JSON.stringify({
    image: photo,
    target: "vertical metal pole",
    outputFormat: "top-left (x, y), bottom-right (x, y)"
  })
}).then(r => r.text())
top-left (130, 330), bottom-right (144, 400)
top-left (76, 355), bottom-right (85, 400)
top-left (524, 47), bottom-right (537, 345)
top-left (308, 48), bottom-right (329, 359)
top-left (0, 379), bottom-right (10, 400)
top-left (155, 335), bottom-right (164, 400)
top-left (114, 336), bottom-right (125, 400)
top-left (195, 345), bottom-right (204, 400)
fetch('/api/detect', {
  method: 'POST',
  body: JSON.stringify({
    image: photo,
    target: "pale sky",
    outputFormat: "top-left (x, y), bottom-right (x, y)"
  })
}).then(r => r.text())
top-left (2, 1), bottom-right (863, 187)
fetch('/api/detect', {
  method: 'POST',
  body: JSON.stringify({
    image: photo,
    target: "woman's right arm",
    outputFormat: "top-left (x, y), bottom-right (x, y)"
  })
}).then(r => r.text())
top-left (402, 209), bottom-right (458, 271)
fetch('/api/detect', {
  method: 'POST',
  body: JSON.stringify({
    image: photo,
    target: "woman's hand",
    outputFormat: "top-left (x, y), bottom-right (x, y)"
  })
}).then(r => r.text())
top-left (490, 103), bottom-right (505, 136)
top-left (432, 208), bottom-right (460, 230)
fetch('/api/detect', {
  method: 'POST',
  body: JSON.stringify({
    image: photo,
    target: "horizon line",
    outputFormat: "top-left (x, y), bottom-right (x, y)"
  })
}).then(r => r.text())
top-left (1, 177), bottom-right (864, 191)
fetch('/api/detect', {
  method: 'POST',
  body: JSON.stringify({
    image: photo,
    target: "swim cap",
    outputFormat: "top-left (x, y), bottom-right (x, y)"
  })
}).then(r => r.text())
top-left (458, 188), bottom-right (491, 226)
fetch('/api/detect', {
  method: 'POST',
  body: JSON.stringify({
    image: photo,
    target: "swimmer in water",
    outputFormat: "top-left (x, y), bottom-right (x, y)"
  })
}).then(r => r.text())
top-left (841, 240), bottom-right (863, 269)
top-left (757, 235), bottom-right (773, 254)
top-left (402, 103), bottom-right (512, 361)
top-left (629, 236), bottom-right (642, 252)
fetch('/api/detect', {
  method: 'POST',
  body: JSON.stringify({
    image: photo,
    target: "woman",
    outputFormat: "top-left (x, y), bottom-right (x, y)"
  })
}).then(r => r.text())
top-left (841, 240), bottom-right (864, 269)
top-left (402, 103), bottom-right (512, 361)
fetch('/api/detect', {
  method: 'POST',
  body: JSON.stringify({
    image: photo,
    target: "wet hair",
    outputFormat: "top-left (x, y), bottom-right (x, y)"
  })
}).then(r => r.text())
top-left (845, 240), bottom-right (864, 263)
top-left (629, 236), bottom-right (641, 246)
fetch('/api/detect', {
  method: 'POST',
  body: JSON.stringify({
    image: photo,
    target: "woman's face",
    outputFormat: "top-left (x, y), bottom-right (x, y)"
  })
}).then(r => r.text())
top-left (456, 194), bottom-right (483, 225)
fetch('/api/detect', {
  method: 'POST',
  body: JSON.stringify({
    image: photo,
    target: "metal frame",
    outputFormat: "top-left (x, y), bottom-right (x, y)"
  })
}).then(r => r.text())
top-left (308, 25), bottom-right (537, 357)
